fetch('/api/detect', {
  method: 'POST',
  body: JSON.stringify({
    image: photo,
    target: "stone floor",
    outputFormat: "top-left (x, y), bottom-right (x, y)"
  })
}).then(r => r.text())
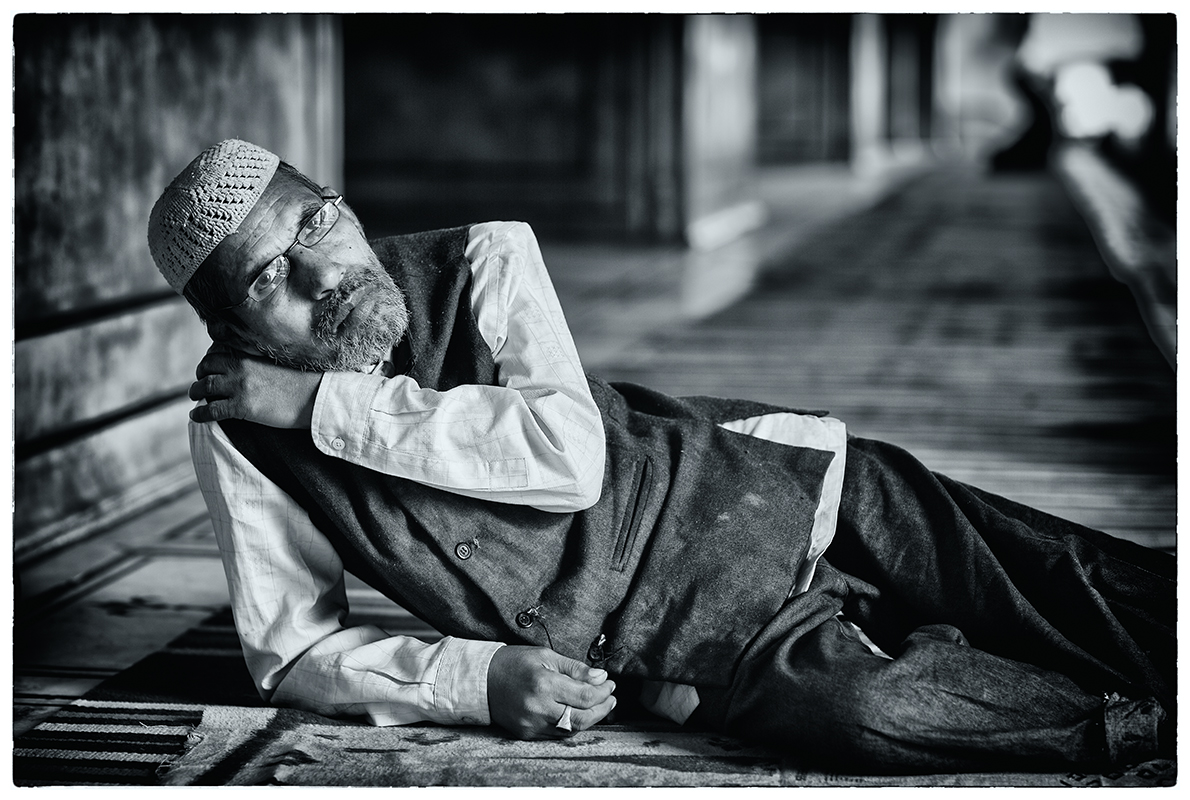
top-left (12, 155), bottom-right (1176, 772)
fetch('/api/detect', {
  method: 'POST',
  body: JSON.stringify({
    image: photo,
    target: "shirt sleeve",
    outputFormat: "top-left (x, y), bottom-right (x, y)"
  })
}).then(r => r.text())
top-left (190, 416), bottom-right (504, 727)
top-left (309, 221), bottom-right (606, 514)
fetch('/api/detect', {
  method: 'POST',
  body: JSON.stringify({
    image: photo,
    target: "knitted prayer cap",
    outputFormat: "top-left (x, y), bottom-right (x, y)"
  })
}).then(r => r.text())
top-left (147, 139), bottom-right (280, 293)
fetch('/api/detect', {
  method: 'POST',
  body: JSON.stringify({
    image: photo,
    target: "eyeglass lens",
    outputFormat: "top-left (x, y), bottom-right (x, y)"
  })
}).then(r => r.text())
top-left (296, 196), bottom-right (342, 248)
top-left (247, 257), bottom-right (290, 302)
top-left (220, 195), bottom-right (344, 310)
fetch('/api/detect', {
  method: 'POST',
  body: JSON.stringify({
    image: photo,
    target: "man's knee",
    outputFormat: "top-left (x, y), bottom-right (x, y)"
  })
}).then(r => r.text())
top-left (814, 624), bottom-right (982, 742)
top-left (724, 618), bottom-right (910, 741)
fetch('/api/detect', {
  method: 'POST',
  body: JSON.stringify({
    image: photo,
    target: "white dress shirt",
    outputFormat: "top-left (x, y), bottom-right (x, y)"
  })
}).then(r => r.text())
top-left (190, 221), bottom-right (847, 728)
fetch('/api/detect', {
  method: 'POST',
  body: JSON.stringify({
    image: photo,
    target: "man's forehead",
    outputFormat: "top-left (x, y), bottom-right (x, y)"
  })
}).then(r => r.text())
top-left (221, 181), bottom-right (325, 276)
top-left (257, 172), bottom-right (326, 226)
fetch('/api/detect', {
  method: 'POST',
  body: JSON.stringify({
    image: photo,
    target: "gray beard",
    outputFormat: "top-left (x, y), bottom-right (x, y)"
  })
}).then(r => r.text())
top-left (258, 264), bottom-right (410, 373)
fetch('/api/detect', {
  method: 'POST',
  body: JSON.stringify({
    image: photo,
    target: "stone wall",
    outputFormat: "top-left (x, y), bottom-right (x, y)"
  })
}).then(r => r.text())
top-left (13, 14), bottom-right (342, 564)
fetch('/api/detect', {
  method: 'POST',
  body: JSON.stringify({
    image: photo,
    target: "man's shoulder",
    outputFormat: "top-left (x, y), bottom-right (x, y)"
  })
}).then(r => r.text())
top-left (367, 225), bottom-right (475, 277)
top-left (370, 223), bottom-right (472, 241)
top-left (463, 222), bottom-right (540, 265)
top-left (370, 221), bottom-right (535, 253)
top-left (370, 222), bottom-right (539, 277)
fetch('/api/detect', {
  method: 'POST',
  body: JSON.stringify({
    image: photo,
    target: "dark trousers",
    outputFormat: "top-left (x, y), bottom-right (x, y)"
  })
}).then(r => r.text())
top-left (692, 437), bottom-right (1175, 772)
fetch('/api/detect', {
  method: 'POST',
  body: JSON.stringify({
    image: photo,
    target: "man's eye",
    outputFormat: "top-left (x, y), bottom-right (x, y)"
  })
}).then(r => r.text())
top-left (252, 264), bottom-right (278, 292)
top-left (248, 255), bottom-right (289, 300)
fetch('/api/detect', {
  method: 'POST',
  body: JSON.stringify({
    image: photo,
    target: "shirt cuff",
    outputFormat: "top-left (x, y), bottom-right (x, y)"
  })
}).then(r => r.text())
top-left (432, 637), bottom-right (506, 726)
top-left (311, 370), bottom-right (387, 461)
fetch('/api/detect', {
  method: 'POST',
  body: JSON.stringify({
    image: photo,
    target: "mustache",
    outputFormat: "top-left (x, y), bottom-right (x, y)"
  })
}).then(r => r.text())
top-left (251, 258), bottom-right (409, 373)
top-left (313, 268), bottom-right (379, 338)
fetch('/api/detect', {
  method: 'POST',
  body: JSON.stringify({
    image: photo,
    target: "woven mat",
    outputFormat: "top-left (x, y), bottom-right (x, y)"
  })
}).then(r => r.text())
top-left (13, 607), bottom-right (1177, 787)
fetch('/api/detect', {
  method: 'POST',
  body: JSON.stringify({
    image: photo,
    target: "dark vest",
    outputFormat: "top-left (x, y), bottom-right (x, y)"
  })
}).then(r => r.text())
top-left (219, 226), bottom-right (834, 687)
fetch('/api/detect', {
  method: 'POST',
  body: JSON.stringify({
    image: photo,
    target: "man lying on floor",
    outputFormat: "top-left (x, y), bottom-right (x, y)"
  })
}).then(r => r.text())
top-left (148, 139), bottom-right (1174, 773)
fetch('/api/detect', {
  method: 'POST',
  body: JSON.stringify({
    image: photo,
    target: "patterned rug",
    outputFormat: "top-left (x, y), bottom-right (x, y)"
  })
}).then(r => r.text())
top-left (13, 607), bottom-right (1177, 787)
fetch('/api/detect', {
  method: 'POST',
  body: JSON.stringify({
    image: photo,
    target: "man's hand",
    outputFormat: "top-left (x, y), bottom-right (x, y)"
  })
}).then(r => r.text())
top-left (188, 344), bottom-right (323, 429)
top-left (487, 645), bottom-right (617, 739)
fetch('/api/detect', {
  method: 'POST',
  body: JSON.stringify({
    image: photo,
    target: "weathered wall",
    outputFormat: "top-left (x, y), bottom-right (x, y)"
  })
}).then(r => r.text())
top-left (13, 14), bottom-right (342, 563)
top-left (756, 14), bottom-right (852, 164)
top-left (341, 14), bottom-right (685, 242)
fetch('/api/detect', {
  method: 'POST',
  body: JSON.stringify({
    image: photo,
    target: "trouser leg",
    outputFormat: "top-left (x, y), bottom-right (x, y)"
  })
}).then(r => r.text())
top-left (825, 436), bottom-right (1175, 711)
top-left (692, 564), bottom-right (1166, 773)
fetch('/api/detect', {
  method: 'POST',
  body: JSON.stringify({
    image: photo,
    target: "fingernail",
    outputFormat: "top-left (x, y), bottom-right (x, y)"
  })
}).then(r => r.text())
top-left (589, 668), bottom-right (606, 679)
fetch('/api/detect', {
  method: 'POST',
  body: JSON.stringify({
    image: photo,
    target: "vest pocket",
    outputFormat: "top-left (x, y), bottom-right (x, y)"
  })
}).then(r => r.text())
top-left (612, 456), bottom-right (653, 572)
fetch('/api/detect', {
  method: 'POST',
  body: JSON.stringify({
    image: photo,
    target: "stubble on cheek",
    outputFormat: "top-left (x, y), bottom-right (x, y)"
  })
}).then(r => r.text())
top-left (255, 266), bottom-right (409, 373)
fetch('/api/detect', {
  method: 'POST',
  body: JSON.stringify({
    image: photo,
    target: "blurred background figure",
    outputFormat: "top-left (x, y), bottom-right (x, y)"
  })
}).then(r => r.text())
top-left (12, 13), bottom-right (1176, 749)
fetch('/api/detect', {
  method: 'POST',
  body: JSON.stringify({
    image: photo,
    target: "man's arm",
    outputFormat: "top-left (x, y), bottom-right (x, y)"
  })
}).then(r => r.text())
top-left (191, 221), bottom-right (605, 513)
top-left (190, 414), bottom-right (614, 733)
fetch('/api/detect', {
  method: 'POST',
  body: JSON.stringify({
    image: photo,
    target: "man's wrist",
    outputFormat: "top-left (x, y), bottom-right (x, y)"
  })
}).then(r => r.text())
top-left (310, 370), bottom-right (383, 458)
top-left (433, 637), bottom-right (506, 726)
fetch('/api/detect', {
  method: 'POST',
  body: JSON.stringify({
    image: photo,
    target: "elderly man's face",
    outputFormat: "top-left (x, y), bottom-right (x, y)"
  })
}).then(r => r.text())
top-left (205, 170), bottom-right (408, 371)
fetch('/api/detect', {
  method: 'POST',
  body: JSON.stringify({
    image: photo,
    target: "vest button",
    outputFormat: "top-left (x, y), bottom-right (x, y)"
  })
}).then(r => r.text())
top-left (455, 542), bottom-right (473, 560)
top-left (587, 633), bottom-right (608, 663)
top-left (515, 611), bottom-right (535, 628)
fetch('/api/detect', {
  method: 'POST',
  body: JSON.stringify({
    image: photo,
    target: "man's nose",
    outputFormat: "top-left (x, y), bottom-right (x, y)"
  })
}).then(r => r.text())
top-left (295, 253), bottom-right (345, 301)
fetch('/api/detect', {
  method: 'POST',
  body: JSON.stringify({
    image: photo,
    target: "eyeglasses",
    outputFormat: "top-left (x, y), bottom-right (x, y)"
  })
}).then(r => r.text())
top-left (220, 193), bottom-right (344, 310)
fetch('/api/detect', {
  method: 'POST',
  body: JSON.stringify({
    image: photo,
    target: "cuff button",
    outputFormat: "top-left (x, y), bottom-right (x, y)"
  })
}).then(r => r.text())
top-left (331, 437), bottom-right (346, 451)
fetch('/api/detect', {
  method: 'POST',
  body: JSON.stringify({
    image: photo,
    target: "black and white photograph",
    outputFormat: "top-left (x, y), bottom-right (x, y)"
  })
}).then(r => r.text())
top-left (9, 7), bottom-right (1179, 788)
